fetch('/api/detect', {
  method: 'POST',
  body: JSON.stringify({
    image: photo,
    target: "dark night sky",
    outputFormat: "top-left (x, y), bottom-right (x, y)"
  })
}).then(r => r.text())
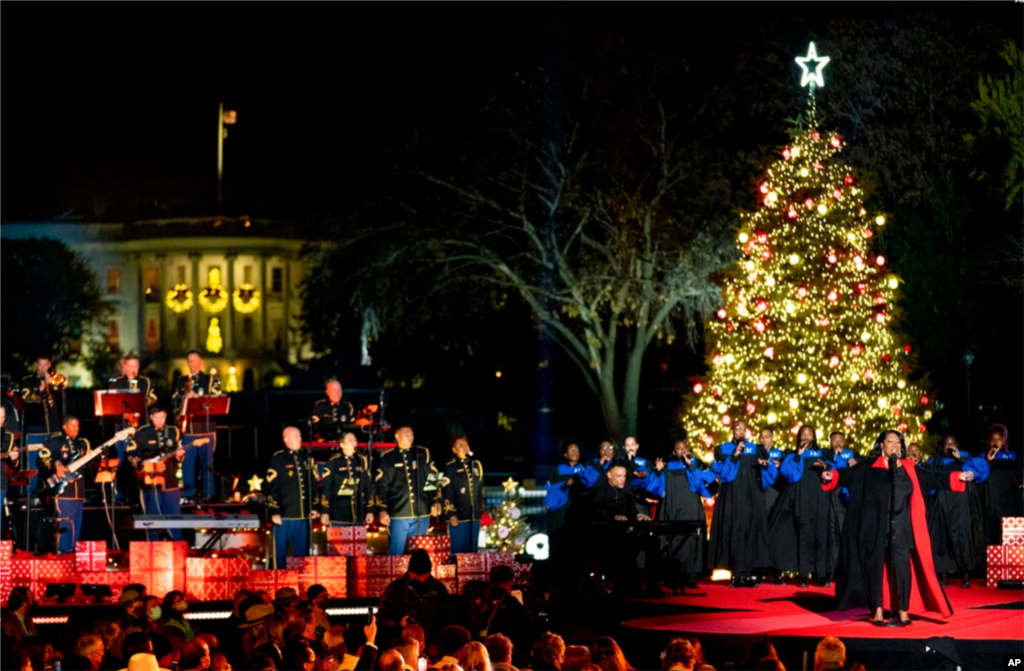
top-left (6, 2), bottom-right (1016, 222)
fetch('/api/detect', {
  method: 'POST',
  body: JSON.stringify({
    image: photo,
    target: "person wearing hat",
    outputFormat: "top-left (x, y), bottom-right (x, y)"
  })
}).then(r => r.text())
top-left (273, 586), bottom-right (301, 614)
top-left (377, 549), bottom-right (450, 642)
top-left (119, 588), bottom-right (147, 630)
top-left (120, 652), bottom-right (167, 671)
top-left (307, 584), bottom-right (331, 639)
top-left (238, 601), bottom-right (283, 669)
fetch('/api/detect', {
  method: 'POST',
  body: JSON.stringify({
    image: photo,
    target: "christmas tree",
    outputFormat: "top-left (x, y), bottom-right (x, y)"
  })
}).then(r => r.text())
top-left (684, 43), bottom-right (932, 455)
top-left (485, 477), bottom-right (532, 553)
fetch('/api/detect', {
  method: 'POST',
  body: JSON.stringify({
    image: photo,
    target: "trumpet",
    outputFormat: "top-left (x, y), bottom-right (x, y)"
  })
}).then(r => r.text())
top-left (49, 371), bottom-right (68, 391)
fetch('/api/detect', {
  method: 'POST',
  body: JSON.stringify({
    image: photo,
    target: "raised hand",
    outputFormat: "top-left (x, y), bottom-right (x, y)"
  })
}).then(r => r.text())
top-left (820, 470), bottom-right (834, 483)
top-left (959, 471), bottom-right (975, 482)
top-left (654, 458), bottom-right (665, 472)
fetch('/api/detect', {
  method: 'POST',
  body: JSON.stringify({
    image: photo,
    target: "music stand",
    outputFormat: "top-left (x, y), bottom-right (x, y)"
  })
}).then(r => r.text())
top-left (181, 396), bottom-right (230, 434)
top-left (94, 390), bottom-right (147, 431)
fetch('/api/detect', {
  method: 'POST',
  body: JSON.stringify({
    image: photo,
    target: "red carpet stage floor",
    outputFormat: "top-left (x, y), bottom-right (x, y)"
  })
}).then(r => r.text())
top-left (620, 581), bottom-right (1022, 670)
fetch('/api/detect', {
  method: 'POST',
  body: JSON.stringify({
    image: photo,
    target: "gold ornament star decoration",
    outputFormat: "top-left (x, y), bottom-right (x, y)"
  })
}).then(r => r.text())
top-left (247, 474), bottom-right (264, 492)
top-left (501, 477), bottom-right (520, 494)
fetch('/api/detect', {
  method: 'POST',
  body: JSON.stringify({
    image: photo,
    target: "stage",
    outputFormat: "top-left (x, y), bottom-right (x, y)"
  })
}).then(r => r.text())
top-left (621, 581), bottom-right (1024, 670)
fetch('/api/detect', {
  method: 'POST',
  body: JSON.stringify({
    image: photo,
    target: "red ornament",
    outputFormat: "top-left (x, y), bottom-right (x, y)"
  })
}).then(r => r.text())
top-left (721, 414), bottom-right (732, 426)
top-left (918, 424), bottom-right (927, 433)
top-left (797, 286), bottom-right (808, 299)
top-left (851, 344), bottom-right (863, 357)
top-left (753, 319), bottom-right (766, 334)
top-left (893, 407), bottom-right (902, 416)
top-left (920, 395), bottom-right (929, 405)
top-left (903, 344), bottom-right (912, 353)
top-left (712, 387), bottom-right (722, 398)
top-left (481, 512), bottom-right (495, 526)
top-left (805, 198), bottom-right (815, 209)
top-left (755, 298), bottom-right (769, 312)
top-left (811, 131), bottom-right (821, 141)
top-left (745, 402), bottom-right (756, 415)
top-left (843, 416), bottom-right (855, 427)
top-left (863, 369), bottom-right (874, 380)
top-left (712, 354), bottom-right (723, 366)
top-left (818, 385), bottom-right (829, 396)
top-left (756, 230), bottom-right (768, 243)
top-left (827, 252), bottom-right (838, 264)
top-left (881, 353), bottom-right (891, 363)
top-left (875, 255), bottom-right (886, 267)
top-left (716, 309), bottom-right (727, 320)
top-left (864, 229), bottom-right (874, 238)
top-left (761, 249), bottom-right (771, 261)
top-left (818, 317), bottom-right (830, 328)
top-left (898, 423), bottom-right (908, 433)
top-left (829, 355), bottom-right (840, 367)
top-left (844, 175), bottom-right (854, 185)
top-left (856, 282), bottom-right (867, 294)
top-left (693, 382), bottom-right (704, 395)
top-left (759, 183), bottom-right (770, 194)
top-left (875, 313), bottom-right (887, 324)
top-left (875, 294), bottom-right (886, 306)
top-left (831, 136), bottom-right (842, 148)
top-left (783, 148), bottom-right (792, 159)
top-left (787, 208), bottom-right (798, 219)
top-left (814, 161), bottom-right (823, 170)
top-left (833, 188), bottom-right (843, 199)
top-left (764, 347), bottom-right (775, 359)
top-left (853, 255), bottom-right (864, 266)
top-left (726, 323), bottom-right (734, 331)
top-left (703, 434), bottom-right (714, 447)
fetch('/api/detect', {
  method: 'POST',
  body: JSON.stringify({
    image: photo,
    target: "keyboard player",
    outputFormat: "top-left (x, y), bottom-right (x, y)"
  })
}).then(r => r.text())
top-left (590, 464), bottom-right (662, 596)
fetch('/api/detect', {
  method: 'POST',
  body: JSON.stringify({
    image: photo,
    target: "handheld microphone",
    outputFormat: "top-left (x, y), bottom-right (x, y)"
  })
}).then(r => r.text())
top-left (888, 452), bottom-right (898, 471)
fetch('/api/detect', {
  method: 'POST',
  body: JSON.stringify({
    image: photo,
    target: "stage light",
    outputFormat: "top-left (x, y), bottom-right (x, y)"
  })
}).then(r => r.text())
top-left (526, 533), bottom-right (550, 561)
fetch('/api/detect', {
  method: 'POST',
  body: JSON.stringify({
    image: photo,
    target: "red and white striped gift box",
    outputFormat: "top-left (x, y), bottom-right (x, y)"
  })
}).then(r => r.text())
top-left (987, 545), bottom-right (1024, 568)
top-left (0, 541), bottom-right (12, 606)
top-left (986, 566), bottom-right (1024, 587)
top-left (247, 569), bottom-right (300, 595)
top-left (1001, 517), bottom-right (1024, 533)
top-left (80, 570), bottom-right (132, 593)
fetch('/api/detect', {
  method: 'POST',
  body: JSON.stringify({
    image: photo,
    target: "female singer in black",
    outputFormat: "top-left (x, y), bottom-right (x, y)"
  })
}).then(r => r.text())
top-left (982, 424), bottom-right (1022, 545)
top-left (821, 430), bottom-right (974, 625)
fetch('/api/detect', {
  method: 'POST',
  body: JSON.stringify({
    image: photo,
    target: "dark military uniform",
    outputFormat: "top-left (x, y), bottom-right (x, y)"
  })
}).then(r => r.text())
top-left (310, 399), bottom-right (355, 441)
top-left (127, 423), bottom-right (184, 540)
top-left (267, 448), bottom-right (317, 567)
top-left (441, 456), bottom-right (484, 553)
top-left (173, 370), bottom-right (221, 499)
top-left (39, 431), bottom-right (91, 554)
top-left (110, 375), bottom-right (157, 411)
top-left (373, 446), bottom-right (440, 554)
top-left (320, 452), bottom-right (372, 525)
top-left (1, 428), bottom-right (17, 530)
top-left (21, 373), bottom-right (61, 434)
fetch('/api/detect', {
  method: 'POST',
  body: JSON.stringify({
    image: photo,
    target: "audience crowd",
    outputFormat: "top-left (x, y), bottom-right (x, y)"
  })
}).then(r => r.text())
top-left (1, 550), bottom-right (863, 671)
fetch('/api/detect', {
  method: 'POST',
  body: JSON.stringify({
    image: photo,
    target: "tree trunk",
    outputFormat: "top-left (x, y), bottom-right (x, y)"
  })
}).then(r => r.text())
top-left (620, 341), bottom-right (645, 440)
top-left (598, 365), bottom-right (624, 441)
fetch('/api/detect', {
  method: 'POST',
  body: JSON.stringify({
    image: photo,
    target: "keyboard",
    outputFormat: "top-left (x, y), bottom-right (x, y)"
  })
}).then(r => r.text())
top-left (133, 514), bottom-right (260, 530)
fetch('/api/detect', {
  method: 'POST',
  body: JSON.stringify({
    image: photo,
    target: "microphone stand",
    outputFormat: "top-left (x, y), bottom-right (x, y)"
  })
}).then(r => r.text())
top-left (884, 453), bottom-right (901, 627)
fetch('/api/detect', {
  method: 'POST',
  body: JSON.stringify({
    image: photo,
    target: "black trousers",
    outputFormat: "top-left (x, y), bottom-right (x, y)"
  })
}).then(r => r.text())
top-left (869, 543), bottom-right (911, 611)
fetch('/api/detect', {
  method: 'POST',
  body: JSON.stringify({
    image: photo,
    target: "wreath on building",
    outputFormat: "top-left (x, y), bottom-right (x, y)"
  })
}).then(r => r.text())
top-left (233, 283), bottom-right (261, 313)
top-left (198, 268), bottom-right (228, 313)
top-left (165, 284), bottom-right (193, 313)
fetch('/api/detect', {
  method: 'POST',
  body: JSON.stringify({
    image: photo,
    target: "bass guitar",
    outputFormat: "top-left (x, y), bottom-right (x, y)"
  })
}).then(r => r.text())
top-left (46, 427), bottom-right (135, 495)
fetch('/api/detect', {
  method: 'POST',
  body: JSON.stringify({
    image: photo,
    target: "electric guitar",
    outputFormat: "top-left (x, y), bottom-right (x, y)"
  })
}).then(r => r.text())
top-left (46, 428), bottom-right (135, 495)
top-left (131, 436), bottom-right (211, 485)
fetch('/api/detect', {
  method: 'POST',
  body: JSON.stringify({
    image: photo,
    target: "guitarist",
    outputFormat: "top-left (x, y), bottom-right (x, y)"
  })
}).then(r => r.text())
top-left (39, 416), bottom-right (90, 554)
top-left (126, 407), bottom-right (185, 541)
top-left (1, 406), bottom-right (20, 533)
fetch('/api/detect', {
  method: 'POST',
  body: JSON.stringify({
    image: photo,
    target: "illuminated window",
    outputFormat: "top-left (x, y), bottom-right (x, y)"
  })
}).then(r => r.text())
top-left (144, 319), bottom-right (160, 351)
top-left (144, 267), bottom-right (160, 302)
top-left (108, 320), bottom-right (120, 346)
top-left (176, 266), bottom-right (186, 284)
top-left (243, 266), bottom-right (253, 283)
top-left (107, 269), bottom-right (122, 295)
top-left (271, 268), bottom-right (283, 293)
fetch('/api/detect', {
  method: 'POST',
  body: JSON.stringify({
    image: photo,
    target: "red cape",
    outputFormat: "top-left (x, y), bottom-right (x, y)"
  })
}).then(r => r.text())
top-left (824, 457), bottom-right (963, 618)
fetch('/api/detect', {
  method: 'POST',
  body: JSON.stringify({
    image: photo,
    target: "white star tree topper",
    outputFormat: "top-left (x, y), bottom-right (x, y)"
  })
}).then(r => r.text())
top-left (795, 42), bottom-right (830, 89)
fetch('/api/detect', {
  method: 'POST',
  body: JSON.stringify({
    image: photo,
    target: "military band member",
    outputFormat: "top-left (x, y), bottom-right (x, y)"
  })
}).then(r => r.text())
top-left (441, 435), bottom-right (484, 553)
top-left (267, 427), bottom-right (317, 567)
top-left (126, 407), bottom-right (185, 541)
top-left (310, 380), bottom-right (354, 441)
top-left (173, 350), bottom-right (221, 502)
top-left (1, 406), bottom-right (19, 530)
top-left (109, 354), bottom-right (158, 411)
top-left (38, 416), bottom-right (90, 554)
top-left (372, 425), bottom-right (442, 555)
top-left (319, 431), bottom-right (374, 527)
top-left (21, 356), bottom-right (63, 435)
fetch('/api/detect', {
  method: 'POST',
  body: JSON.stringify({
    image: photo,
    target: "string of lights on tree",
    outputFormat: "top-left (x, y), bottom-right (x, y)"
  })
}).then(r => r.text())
top-left (683, 43), bottom-right (931, 456)
top-left (484, 477), bottom-right (531, 553)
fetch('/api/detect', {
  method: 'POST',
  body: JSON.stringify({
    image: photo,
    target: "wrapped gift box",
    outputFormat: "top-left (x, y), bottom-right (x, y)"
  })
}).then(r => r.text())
top-left (11, 554), bottom-right (77, 589)
top-left (512, 556), bottom-right (534, 588)
top-left (455, 552), bottom-right (514, 593)
top-left (349, 553), bottom-right (453, 598)
top-left (327, 526), bottom-right (369, 557)
top-left (407, 534), bottom-right (451, 555)
top-left (185, 557), bottom-right (251, 602)
top-left (1002, 517), bottom-right (1024, 533)
top-left (987, 566), bottom-right (1024, 587)
top-left (80, 570), bottom-right (132, 593)
top-left (1003, 533), bottom-right (1024, 547)
top-left (987, 545), bottom-right (1024, 568)
top-left (0, 541), bottom-right (12, 606)
top-left (129, 541), bottom-right (187, 598)
top-left (287, 557), bottom-right (348, 598)
top-left (247, 569), bottom-right (300, 596)
top-left (75, 541), bottom-right (108, 573)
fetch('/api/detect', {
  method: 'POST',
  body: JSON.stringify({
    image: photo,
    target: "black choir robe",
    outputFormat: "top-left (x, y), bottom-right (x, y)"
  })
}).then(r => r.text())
top-left (655, 458), bottom-right (713, 584)
top-left (769, 446), bottom-right (831, 577)
top-left (983, 449), bottom-right (1023, 545)
top-left (926, 452), bottom-right (989, 574)
top-left (708, 441), bottom-right (777, 574)
top-left (763, 446), bottom-right (786, 517)
top-left (824, 457), bottom-right (966, 617)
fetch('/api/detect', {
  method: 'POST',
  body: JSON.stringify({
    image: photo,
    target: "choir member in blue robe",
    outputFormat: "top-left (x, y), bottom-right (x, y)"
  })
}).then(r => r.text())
top-left (768, 426), bottom-right (832, 586)
top-left (708, 420), bottom-right (777, 586)
top-left (655, 439), bottom-right (715, 591)
top-left (760, 428), bottom-right (786, 517)
top-left (545, 443), bottom-right (590, 567)
top-left (983, 424), bottom-right (1023, 545)
top-left (926, 435), bottom-right (989, 588)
